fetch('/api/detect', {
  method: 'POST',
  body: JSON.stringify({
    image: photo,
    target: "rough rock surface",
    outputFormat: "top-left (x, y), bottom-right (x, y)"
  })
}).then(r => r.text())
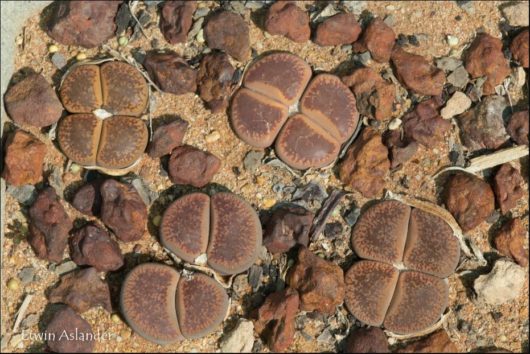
top-left (441, 91), bottom-right (472, 119)
top-left (159, 1), bottom-right (197, 44)
top-left (494, 218), bottom-right (529, 267)
top-left (69, 224), bottom-right (124, 272)
top-left (168, 145), bottom-right (221, 187)
top-left (204, 10), bottom-right (250, 61)
top-left (314, 13), bottom-right (361, 46)
top-left (143, 52), bottom-right (197, 95)
top-left (28, 187), bottom-right (73, 263)
top-left (339, 128), bottom-right (389, 198)
top-left (44, 0), bottom-right (120, 48)
top-left (391, 47), bottom-right (446, 96)
top-left (48, 267), bottom-right (112, 313)
top-left (45, 305), bottom-right (95, 353)
top-left (4, 73), bottom-right (63, 127)
top-left (464, 33), bottom-right (511, 95)
top-left (506, 110), bottom-right (529, 146)
top-left (147, 118), bottom-right (189, 158)
top-left (501, 2), bottom-right (530, 27)
top-left (384, 130), bottom-right (418, 169)
top-left (100, 179), bottom-right (147, 242)
top-left (493, 164), bottom-right (524, 214)
top-left (402, 96), bottom-right (451, 148)
top-left (2, 130), bottom-right (47, 186)
top-left (264, 2), bottom-right (310, 43)
top-left (263, 205), bottom-right (314, 254)
top-left (344, 327), bottom-right (390, 353)
top-left (197, 52), bottom-right (236, 113)
top-left (444, 173), bottom-right (495, 232)
top-left (474, 259), bottom-right (526, 306)
top-left (287, 247), bottom-right (345, 314)
top-left (71, 181), bottom-right (103, 217)
top-left (353, 18), bottom-right (396, 63)
top-left (219, 318), bottom-right (254, 353)
top-left (510, 29), bottom-right (529, 68)
top-left (397, 330), bottom-right (458, 353)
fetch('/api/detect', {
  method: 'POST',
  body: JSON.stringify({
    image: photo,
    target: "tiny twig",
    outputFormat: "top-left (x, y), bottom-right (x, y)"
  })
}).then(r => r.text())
top-left (309, 189), bottom-right (348, 242)
top-left (13, 294), bottom-right (33, 333)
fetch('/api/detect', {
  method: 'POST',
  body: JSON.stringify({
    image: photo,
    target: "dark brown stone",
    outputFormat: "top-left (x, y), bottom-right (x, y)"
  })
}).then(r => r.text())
top-left (344, 327), bottom-right (390, 353)
top-left (402, 97), bottom-right (451, 148)
top-left (314, 13), bottom-right (361, 46)
top-left (204, 11), bottom-right (250, 61)
top-left (44, 0), bottom-right (120, 48)
top-left (197, 52), bottom-right (236, 113)
top-left (397, 330), bottom-right (458, 353)
top-left (287, 247), bottom-right (345, 314)
top-left (254, 287), bottom-right (299, 352)
top-left (494, 218), bottom-right (529, 267)
top-left (264, 1), bottom-right (310, 43)
top-left (147, 118), bottom-right (189, 158)
top-left (69, 224), bottom-right (124, 272)
top-left (4, 73), bottom-right (63, 127)
top-left (444, 173), bottom-right (495, 232)
top-left (353, 18), bottom-right (396, 63)
top-left (339, 128), bottom-right (390, 198)
top-left (71, 181), bottom-right (103, 217)
top-left (510, 29), bottom-right (529, 68)
top-left (2, 130), bottom-right (46, 186)
top-left (159, 1), bottom-right (197, 44)
top-left (100, 179), bottom-right (147, 242)
top-left (507, 110), bottom-right (529, 146)
top-left (45, 306), bottom-right (95, 353)
top-left (28, 187), bottom-right (73, 263)
top-left (464, 33), bottom-right (511, 95)
top-left (48, 267), bottom-right (112, 314)
top-left (143, 52), bottom-right (197, 95)
top-left (168, 145), bottom-right (221, 187)
top-left (263, 205), bottom-right (314, 254)
top-left (391, 47), bottom-right (446, 96)
top-left (493, 164), bottom-right (524, 214)
top-left (383, 130), bottom-right (418, 169)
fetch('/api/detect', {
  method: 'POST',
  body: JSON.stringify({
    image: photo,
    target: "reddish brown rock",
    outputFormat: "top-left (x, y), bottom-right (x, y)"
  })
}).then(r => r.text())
top-left (397, 330), bottom-right (458, 353)
top-left (402, 97), bottom-right (451, 148)
top-left (49, 267), bottom-right (112, 314)
top-left (168, 145), bottom-right (221, 187)
top-left (494, 218), bottom-right (528, 267)
top-left (4, 73), bottom-right (63, 127)
top-left (28, 187), bottom-right (73, 263)
top-left (71, 181), bottom-right (103, 217)
top-left (352, 18), bottom-right (396, 63)
top-left (264, 1), bottom-right (310, 43)
top-left (143, 52), bottom-right (197, 95)
top-left (254, 287), bottom-right (300, 352)
top-left (69, 224), bottom-right (124, 272)
top-left (159, 1), bottom-right (197, 44)
top-left (197, 52), bottom-right (236, 113)
top-left (339, 128), bottom-right (390, 198)
top-left (444, 173), bottom-right (495, 232)
top-left (44, 0), bottom-right (120, 48)
top-left (383, 130), bottom-right (418, 169)
top-left (147, 118), bottom-right (189, 158)
top-left (391, 47), bottom-right (446, 96)
top-left (464, 33), bottom-right (511, 95)
top-left (2, 130), bottom-right (46, 186)
top-left (510, 29), bottom-right (529, 68)
top-left (204, 10), bottom-right (250, 61)
top-left (342, 67), bottom-right (395, 121)
top-left (493, 164), bottom-right (524, 214)
top-left (507, 110), bottom-right (529, 146)
top-left (314, 13), bottom-right (361, 46)
top-left (45, 305), bottom-right (95, 353)
top-left (100, 179), bottom-right (147, 242)
top-left (344, 327), bottom-right (390, 353)
top-left (263, 205), bottom-right (314, 254)
top-left (287, 247), bottom-right (345, 314)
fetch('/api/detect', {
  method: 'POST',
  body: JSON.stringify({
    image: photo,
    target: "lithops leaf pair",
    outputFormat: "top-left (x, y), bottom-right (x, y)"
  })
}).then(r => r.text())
top-left (345, 200), bottom-right (460, 335)
top-left (121, 263), bottom-right (228, 344)
top-left (57, 61), bottom-right (148, 175)
top-left (230, 52), bottom-right (359, 170)
top-left (160, 192), bottom-right (262, 275)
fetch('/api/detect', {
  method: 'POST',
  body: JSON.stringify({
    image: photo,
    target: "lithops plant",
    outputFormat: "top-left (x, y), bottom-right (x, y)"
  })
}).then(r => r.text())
top-left (160, 192), bottom-right (262, 275)
top-left (57, 61), bottom-right (148, 175)
top-left (120, 263), bottom-right (228, 345)
top-left (344, 200), bottom-right (460, 335)
top-left (230, 52), bottom-right (359, 170)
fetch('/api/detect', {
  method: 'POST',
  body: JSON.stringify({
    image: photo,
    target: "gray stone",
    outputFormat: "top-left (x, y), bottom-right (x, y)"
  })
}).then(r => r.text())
top-left (317, 328), bottom-right (332, 343)
top-left (292, 182), bottom-right (328, 207)
top-left (474, 259), bottom-right (525, 305)
top-left (248, 265), bottom-right (262, 290)
top-left (51, 52), bottom-right (67, 70)
top-left (501, 2), bottom-right (529, 27)
top-left (219, 318), bottom-right (254, 353)
top-left (343, 206), bottom-right (360, 226)
top-left (115, 3), bottom-right (133, 35)
top-left (341, 0), bottom-right (366, 15)
top-left (245, 1), bottom-right (267, 10)
top-left (188, 17), bottom-right (205, 41)
top-left (131, 178), bottom-right (157, 206)
top-left (54, 260), bottom-right (77, 275)
top-left (447, 65), bottom-right (470, 88)
top-left (6, 184), bottom-right (36, 205)
top-left (243, 150), bottom-right (265, 172)
top-left (18, 267), bottom-right (35, 284)
top-left (436, 57), bottom-right (463, 72)
top-left (193, 7), bottom-right (210, 19)
top-left (457, 1), bottom-right (475, 15)
top-left (21, 313), bottom-right (39, 329)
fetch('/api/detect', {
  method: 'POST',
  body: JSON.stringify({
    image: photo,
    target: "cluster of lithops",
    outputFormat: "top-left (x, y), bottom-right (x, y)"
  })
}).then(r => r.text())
top-left (120, 263), bottom-right (228, 344)
top-left (345, 200), bottom-right (460, 334)
top-left (230, 52), bottom-right (359, 170)
top-left (57, 61), bottom-right (148, 175)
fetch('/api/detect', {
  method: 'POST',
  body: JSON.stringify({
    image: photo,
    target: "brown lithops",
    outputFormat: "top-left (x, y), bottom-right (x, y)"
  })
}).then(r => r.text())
top-left (345, 200), bottom-right (460, 335)
top-left (230, 52), bottom-right (359, 169)
top-left (160, 192), bottom-right (262, 275)
top-left (120, 263), bottom-right (228, 345)
top-left (57, 61), bottom-right (148, 175)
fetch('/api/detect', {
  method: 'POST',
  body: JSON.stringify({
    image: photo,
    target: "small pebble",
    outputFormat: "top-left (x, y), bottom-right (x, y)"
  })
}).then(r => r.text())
top-left (388, 118), bottom-right (402, 130)
top-left (111, 313), bottom-right (122, 323)
top-left (447, 35), bottom-right (459, 47)
top-left (7, 278), bottom-right (19, 290)
top-left (51, 52), bottom-right (67, 70)
top-left (70, 163), bottom-right (81, 174)
top-left (408, 35), bottom-right (420, 46)
top-left (76, 52), bottom-right (87, 61)
top-left (48, 44), bottom-right (59, 53)
top-left (262, 198), bottom-right (276, 209)
top-left (152, 215), bottom-right (161, 227)
top-left (205, 130), bottom-right (220, 143)
top-left (118, 36), bottom-right (129, 46)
